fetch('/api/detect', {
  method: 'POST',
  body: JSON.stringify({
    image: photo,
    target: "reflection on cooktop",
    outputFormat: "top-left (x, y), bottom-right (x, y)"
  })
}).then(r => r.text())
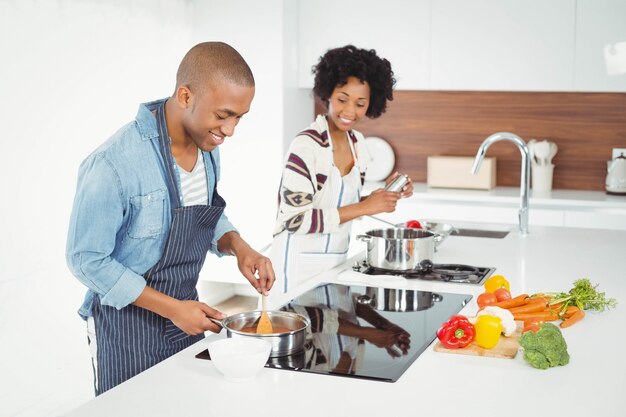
top-left (352, 259), bottom-right (494, 285)
top-left (197, 283), bottom-right (472, 382)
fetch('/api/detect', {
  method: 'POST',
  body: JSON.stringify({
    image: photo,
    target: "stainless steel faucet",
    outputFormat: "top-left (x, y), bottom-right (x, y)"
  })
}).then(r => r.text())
top-left (471, 132), bottom-right (530, 235)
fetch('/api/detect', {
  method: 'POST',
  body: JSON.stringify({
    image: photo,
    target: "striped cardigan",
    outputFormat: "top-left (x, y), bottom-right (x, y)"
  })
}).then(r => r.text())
top-left (273, 115), bottom-right (369, 236)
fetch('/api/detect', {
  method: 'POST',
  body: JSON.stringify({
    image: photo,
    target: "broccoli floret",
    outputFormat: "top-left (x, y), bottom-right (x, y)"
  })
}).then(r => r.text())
top-left (519, 323), bottom-right (570, 369)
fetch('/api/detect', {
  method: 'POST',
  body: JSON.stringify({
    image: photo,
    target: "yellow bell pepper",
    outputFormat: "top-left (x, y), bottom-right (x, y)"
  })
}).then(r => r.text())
top-left (474, 315), bottom-right (502, 349)
top-left (484, 275), bottom-right (510, 293)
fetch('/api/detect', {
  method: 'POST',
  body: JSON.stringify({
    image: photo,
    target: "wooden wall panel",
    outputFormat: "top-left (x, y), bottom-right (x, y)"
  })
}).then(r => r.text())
top-left (316, 91), bottom-right (626, 191)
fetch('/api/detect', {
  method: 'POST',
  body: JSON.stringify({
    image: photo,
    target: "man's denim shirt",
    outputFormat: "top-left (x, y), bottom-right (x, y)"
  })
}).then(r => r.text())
top-left (66, 99), bottom-right (237, 319)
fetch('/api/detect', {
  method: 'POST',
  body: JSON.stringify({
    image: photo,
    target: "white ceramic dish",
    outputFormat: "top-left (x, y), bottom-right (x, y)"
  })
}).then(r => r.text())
top-left (208, 337), bottom-right (272, 382)
top-left (364, 136), bottom-right (395, 182)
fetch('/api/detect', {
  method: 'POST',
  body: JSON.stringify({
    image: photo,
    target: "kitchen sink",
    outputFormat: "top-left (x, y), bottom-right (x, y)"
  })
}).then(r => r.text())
top-left (451, 228), bottom-right (510, 239)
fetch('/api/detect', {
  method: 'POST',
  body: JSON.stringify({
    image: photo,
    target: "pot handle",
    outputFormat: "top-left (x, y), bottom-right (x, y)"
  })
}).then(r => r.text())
top-left (208, 317), bottom-right (225, 328)
top-left (356, 234), bottom-right (372, 242)
top-left (356, 294), bottom-right (374, 306)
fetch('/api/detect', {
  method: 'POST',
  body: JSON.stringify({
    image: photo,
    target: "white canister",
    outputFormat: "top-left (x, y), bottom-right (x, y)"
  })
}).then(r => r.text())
top-left (532, 164), bottom-right (554, 193)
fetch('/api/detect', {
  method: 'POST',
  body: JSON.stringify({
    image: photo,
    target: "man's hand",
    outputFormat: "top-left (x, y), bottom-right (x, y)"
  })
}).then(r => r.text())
top-left (169, 300), bottom-right (225, 335)
top-left (235, 246), bottom-right (275, 295)
top-left (133, 286), bottom-right (225, 335)
top-left (218, 232), bottom-right (276, 295)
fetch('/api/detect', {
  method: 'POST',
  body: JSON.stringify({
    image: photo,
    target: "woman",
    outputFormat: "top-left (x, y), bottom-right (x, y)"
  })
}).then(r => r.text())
top-left (271, 45), bottom-right (413, 294)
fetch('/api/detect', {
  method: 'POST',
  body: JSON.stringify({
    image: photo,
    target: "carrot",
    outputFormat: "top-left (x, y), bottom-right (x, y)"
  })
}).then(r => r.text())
top-left (526, 296), bottom-right (549, 306)
top-left (513, 311), bottom-right (559, 322)
top-left (560, 309), bottom-right (585, 328)
top-left (494, 294), bottom-right (529, 309)
top-left (509, 302), bottom-right (548, 315)
top-left (522, 321), bottom-right (541, 334)
top-left (562, 305), bottom-right (581, 319)
top-left (523, 318), bottom-right (544, 328)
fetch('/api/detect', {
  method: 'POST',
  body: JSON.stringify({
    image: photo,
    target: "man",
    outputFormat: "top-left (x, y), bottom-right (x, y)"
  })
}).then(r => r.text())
top-left (66, 42), bottom-right (275, 395)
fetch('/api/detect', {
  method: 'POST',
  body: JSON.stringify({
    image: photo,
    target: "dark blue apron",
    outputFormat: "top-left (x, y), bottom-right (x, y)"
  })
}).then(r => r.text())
top-left (92, 99), bottom-right (226, 395)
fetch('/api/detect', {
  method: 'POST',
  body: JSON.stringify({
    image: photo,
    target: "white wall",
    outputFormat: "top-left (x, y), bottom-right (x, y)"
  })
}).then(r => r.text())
top-left (0, 0), bottom-right (311, 415)
top-left (0, 0), bottom-right (191, 282)
top-left (191, 0), bottom-right (313, 299)
top-left (190, 0), bottom-right (284, 254)
top-left (0, 0), bottom-right (192, 414)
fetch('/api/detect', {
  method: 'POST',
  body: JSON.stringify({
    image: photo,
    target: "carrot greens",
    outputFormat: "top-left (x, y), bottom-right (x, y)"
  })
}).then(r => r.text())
top-left (545, 279), bottom-right (617, 313)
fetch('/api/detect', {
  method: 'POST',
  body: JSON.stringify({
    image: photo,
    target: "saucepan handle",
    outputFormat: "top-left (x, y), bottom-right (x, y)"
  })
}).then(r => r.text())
top-left (356, 234), bottom-right (372, 242)
top-left (356, 294), bottom-right (374, 306)
top-left (208, 317), bottom-right (224, 328)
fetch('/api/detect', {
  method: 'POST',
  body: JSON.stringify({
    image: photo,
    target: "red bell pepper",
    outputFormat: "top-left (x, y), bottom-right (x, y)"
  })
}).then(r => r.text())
top-left (405, 219), bottom-right (422, 229)
top-left (436, 315), bottom-right (475, 349)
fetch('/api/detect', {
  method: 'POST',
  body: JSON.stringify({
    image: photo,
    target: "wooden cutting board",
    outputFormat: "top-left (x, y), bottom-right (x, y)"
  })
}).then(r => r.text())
top-left (433, 321), bottom-right (523, 359)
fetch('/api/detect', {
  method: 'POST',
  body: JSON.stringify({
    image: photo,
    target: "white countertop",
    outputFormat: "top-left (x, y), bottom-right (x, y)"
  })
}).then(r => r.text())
top-left (64, 225), bottom-right (626, 417)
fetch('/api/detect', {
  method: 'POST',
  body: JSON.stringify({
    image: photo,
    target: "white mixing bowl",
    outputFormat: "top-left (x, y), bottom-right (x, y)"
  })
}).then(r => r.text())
top-left (208, 337), bottom-right (272, 382)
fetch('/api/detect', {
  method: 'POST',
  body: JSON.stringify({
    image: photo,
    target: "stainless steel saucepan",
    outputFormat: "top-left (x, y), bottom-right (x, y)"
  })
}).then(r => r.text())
top-left (357, 228), bottom-right (435, 271)
top-left (368, 215), bottom-right (454, 250)
top-left (211, 310), bottom-right (310, 357)
top-left (357, 287), bottom-right (443, 312)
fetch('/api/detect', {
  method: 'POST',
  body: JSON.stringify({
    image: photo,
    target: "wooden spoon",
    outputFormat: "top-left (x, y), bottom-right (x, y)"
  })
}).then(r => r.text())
top-left (256, 294), bottom-right (273, 334)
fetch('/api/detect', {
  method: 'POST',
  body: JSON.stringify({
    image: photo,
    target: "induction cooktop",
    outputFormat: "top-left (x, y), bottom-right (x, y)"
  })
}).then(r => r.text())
top-left (196, 283), bottom-right (472, 382)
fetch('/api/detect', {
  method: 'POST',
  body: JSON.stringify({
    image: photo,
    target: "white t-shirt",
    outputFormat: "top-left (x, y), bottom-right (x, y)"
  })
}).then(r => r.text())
top-left (177, 148), bottom-right (209, 206)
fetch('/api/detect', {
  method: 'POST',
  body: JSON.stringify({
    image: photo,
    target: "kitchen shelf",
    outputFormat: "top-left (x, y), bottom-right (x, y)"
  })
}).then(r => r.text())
top-left (364, 182), bottom-right (626, 210)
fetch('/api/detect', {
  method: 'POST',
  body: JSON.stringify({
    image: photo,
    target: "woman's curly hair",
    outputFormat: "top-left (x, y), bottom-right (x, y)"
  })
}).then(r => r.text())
top-left (312, 45), bottom-right (395, 119)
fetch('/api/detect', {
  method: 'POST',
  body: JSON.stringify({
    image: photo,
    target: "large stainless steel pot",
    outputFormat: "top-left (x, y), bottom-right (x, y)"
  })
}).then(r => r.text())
top-left (219, 311), bottom-right (310, 357)
top-left (357, 228), bottom-right (435, 271)
top-left (357, 287), bottom-right (443, 312)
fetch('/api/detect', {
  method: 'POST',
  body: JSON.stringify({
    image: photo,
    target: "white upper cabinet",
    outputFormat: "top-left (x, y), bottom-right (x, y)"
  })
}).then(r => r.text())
top-left (574, 0), bottom-right (626, 92)
top-left (430, 0), bottom-right (576, 91)
top-left (297, 0), bottom-right (625, 92)
top-left (297, 0), bottom-right (431, 90)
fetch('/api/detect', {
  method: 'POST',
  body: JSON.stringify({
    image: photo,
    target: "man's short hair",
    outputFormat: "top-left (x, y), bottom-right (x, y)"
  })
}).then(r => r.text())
top-left (175, 42), bottom-right (254, 95)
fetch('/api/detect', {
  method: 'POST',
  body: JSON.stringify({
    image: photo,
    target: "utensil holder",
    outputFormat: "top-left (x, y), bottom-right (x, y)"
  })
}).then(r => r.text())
top-left (532, 164), bottom-right (554, 192)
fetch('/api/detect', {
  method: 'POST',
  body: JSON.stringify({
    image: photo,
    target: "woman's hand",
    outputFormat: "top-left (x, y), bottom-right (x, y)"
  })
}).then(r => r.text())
top-left (385, 172), bottom-right (414, 199)
top-left (360, 327), bottom-right (411, 358)
top-left (400, 177), bottom-right (413, 198)
top-left (378, 322), bottom-right (411, 353)
top-left (361, 189), bottom-right (400, 215)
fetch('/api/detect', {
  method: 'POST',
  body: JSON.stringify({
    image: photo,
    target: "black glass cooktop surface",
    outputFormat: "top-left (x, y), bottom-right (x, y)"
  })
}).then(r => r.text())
top-left (196, 283), bottom-right (471, 382)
